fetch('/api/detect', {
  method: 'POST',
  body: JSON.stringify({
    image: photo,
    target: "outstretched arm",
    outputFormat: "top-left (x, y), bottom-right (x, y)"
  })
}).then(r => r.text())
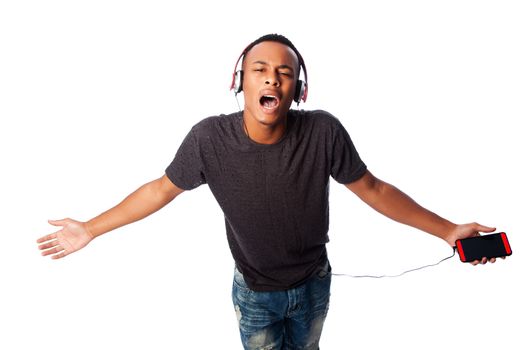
top-left (345, 170), bottom-right (498, 264)
top-left (37, 174), bottom-right (184, 259)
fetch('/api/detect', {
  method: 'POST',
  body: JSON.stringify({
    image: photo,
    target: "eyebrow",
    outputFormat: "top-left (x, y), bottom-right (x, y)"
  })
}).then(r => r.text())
top-left (251, 60), bottom-right (294, 71)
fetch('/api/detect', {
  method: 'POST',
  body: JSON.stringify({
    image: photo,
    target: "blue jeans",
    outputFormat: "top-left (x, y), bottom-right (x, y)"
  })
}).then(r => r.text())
top-left (231, 263), bottom-right (331, 350)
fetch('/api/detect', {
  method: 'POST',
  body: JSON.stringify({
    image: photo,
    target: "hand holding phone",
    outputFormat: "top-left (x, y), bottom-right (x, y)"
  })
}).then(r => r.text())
top-left (455, 232), bottom-right (512, 263)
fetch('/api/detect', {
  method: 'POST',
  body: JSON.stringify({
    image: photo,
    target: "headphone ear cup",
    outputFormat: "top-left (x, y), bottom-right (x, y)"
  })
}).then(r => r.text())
top-left (233, 70), bottom-right (243, 93)
top-left (294, 80), bottom-right (306, 103)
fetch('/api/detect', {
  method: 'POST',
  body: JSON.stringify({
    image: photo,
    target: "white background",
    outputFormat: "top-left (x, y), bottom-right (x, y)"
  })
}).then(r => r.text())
top-left (1, 1), bottom-right (524, 349)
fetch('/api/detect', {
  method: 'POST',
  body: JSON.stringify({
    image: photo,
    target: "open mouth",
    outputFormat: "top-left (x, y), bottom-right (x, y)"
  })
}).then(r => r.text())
top-left (259, 95), bottom-right (280, 110)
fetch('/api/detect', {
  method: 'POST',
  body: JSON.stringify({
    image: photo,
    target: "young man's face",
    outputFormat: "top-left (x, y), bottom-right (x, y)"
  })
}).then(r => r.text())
top-left (242, 40), bottom-right (299, 128)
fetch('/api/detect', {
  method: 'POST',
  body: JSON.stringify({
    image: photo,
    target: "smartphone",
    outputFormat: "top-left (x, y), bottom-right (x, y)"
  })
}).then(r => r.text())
top-left (455, 232), bottom-right (512, 263)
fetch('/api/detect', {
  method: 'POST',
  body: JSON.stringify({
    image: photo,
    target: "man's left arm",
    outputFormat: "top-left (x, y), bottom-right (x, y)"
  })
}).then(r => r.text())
top-left (345, 170), bottom-right (499, 265)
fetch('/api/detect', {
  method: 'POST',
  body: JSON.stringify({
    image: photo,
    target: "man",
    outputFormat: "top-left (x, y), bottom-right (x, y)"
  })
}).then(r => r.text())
top-left (37, 34), bottom-right (500, 350)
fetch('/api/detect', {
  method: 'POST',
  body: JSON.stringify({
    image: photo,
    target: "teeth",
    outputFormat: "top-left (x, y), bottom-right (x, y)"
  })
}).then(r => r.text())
top-left (264, 95), bottom-right (277, 99)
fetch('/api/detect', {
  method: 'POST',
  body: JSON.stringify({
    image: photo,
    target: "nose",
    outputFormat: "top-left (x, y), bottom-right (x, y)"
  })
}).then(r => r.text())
top-left (265, 71), bottom-right (280, 87)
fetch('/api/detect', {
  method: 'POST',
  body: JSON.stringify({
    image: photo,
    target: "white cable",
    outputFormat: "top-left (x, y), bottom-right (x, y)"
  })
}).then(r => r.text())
top-left (332, 248), bottom-right (456, 279)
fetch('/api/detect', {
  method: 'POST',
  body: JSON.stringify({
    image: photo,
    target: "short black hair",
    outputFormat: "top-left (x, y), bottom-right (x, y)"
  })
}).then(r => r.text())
top-left (241, 34), bottom-right (306, 80)
top-left (243, 34), bottom-right (300, 60)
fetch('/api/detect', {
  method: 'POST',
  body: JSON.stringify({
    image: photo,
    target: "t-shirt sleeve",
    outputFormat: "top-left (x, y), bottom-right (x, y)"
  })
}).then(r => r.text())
top-left (330, 118), bottom-right (367, 184)
top-left (165, 128), bottom-right (206, 190)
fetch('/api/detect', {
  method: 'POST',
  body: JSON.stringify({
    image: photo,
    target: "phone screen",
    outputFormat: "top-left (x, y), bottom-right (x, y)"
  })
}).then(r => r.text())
top-left (456, 232), bottom-right (512, 262)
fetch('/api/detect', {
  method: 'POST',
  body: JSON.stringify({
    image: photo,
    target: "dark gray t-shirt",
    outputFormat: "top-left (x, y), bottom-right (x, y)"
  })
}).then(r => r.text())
top-left (165, 109), bottom-right (366, 291)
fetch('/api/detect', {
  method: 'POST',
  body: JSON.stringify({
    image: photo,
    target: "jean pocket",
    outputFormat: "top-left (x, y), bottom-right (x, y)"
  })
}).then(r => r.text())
top-left (233, 267), bottom-right (251, 291)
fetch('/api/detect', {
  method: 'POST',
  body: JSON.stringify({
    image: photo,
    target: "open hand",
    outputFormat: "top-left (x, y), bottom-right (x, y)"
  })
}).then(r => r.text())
top-left (37, 218), bottom-right (94, 259)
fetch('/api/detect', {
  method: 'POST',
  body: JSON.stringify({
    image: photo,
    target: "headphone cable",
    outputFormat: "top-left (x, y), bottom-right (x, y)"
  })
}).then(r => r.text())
top-left (332, 247), bottom-right (456, 279)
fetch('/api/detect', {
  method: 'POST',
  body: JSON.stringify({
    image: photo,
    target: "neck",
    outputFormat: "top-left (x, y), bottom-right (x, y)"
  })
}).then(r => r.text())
top-left (243, 113), bottom-right (288, 145)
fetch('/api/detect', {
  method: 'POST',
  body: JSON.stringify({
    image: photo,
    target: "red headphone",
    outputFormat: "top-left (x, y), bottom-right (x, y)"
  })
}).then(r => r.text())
top-left (229, 44), bottom-right (308, 104)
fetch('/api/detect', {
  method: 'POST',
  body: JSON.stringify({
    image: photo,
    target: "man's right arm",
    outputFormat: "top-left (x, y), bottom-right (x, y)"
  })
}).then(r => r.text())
top-left (37, 174), bottom-right (185, 259)
top-left (86, 174), bottom-right (184, 238)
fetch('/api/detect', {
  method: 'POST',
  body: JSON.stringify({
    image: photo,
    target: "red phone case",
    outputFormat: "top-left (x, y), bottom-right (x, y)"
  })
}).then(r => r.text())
top-left (456, 232), bottom-right (512, 262)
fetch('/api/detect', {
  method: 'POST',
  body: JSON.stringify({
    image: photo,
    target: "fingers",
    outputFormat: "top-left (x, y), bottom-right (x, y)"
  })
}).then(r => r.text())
top-left (471, 256), bottom-right (503, 266)
top-left (470, 259), bottom-right (485, 266)
top-left (470, 257), bottom-right (487, 265)
top-left (40, 242), bottom-right (70, 259)
top-left (51, 251), bottom-right (68, 260)
top-left (41, 245), bottom-right (64, 257)
top-left (37, 219), bottom-right (68, 244)
top-left (473, 223), bottom-right (496, 233)
top-left (36, 233), bottom-right (57, 244)
top-left (38, 240), bottom-right (60, 250)
top-left (48, 218), bottom-right (68, 227)
top-left (37, 227), bottom-right (67, 258)
top-left (473, 257), bottom-right (489, 265)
